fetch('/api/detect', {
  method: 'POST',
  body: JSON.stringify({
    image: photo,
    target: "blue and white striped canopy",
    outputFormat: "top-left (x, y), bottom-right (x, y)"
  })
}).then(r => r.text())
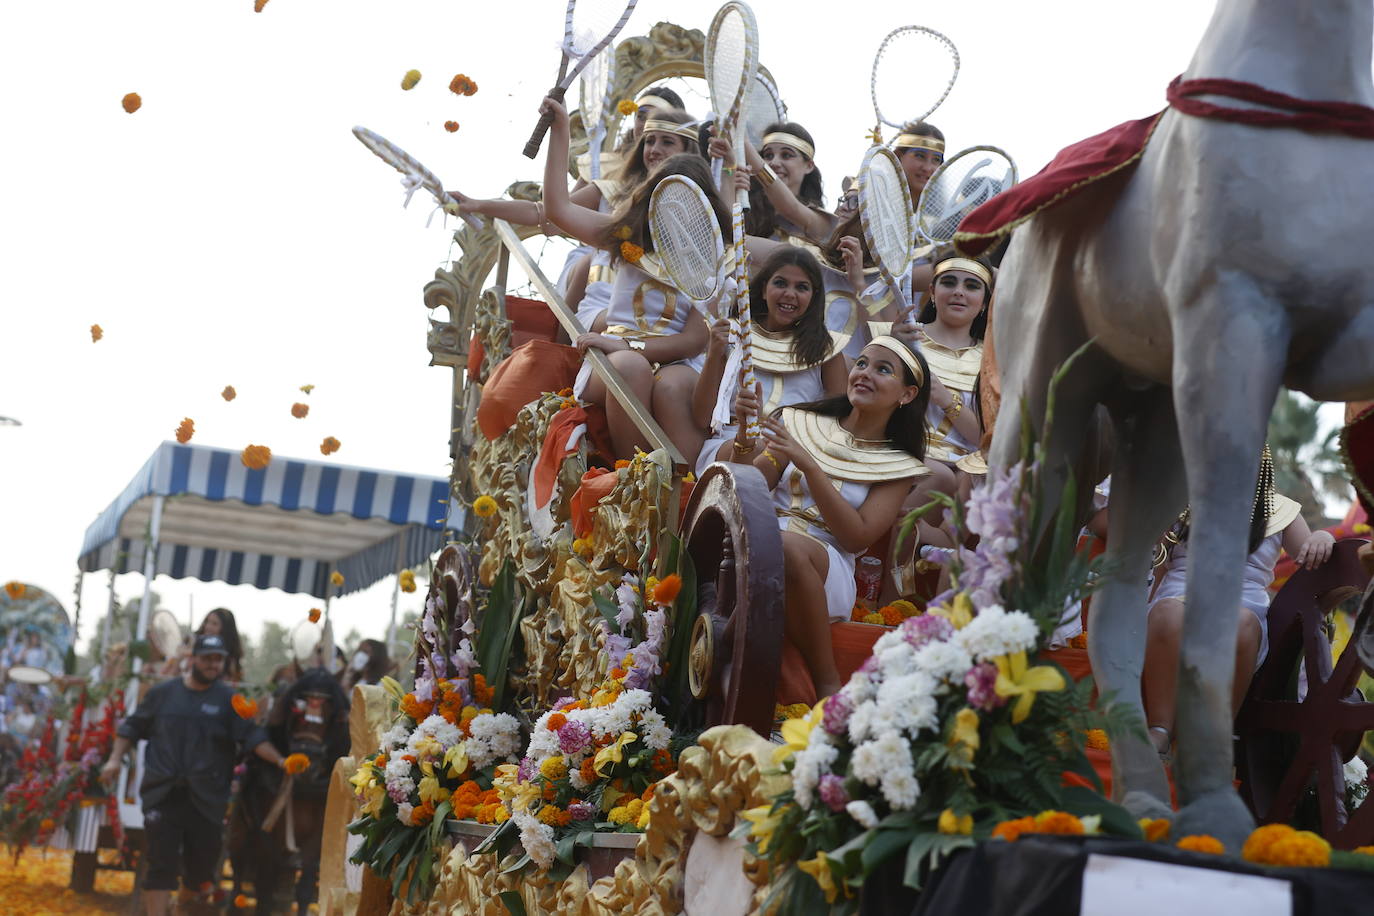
top-left (78, 442), bottom-right (456, 598)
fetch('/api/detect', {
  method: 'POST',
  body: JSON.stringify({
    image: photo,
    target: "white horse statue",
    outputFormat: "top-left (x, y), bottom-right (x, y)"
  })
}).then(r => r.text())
top-left (987, 0), bottom-right (1374, 847)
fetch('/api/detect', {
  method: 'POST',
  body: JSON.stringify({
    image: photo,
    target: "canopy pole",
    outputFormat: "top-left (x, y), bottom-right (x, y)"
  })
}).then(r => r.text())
top-left (71, 570), bottom-right (84, 674)
top-left (99, 566), bottom-right (117, 664)
top-left (386, 529), bottom-right (407, 653)
top-left (324, 561), bottom-right (334, 618)
top-left (128, 494), bottom-right (164, 699)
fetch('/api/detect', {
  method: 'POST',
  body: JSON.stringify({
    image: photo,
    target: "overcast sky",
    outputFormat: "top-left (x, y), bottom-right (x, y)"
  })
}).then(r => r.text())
top-left (2, 0), bottom-right (1292, 657)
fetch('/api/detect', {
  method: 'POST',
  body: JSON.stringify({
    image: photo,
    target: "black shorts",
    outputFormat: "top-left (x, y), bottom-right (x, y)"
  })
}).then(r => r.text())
top-left (142, 789), bottom-right (222, 892)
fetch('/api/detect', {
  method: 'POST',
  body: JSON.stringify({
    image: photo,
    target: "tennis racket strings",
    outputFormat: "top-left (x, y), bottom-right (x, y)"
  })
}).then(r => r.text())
top-left (649, 176), bottom-right (726, 303)
top-left (917, 147), bottom-right (1018, 244)
top-left (870, 26), bottom-right (960, 138)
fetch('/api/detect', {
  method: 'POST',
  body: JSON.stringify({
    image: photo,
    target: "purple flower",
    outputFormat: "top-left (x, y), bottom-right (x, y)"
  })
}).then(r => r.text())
top-left (900, 613), bottom-right (954, 650)
top-left (821, 693), bottom-right (852, 737)
top-left (387, 783), bottom-right (410, 804)
top-left (518, 756), bottom-right (536, 782)
top-left (964, 662), bottom-right (1005, 711)
top-left (818, 775), bottom-right (850, 813)
top-left (567, 800), bottom-right (596, 821)
top-left (558, 719), bottom-right (592, 755)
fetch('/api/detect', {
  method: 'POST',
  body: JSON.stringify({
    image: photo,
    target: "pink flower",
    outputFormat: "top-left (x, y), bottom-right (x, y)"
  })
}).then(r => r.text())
top-left (558, 719), bottom-right (592, 755)
top-left (900, 613), bottom-right (954, 650)
top-left (822, 693), bottom-right (852, 737)
top-left (818, 774), bottom-right (850, 812)
top-left (964, 662), bottom-right (1005, 711)
top-left (567, 800), bottom-right (596, 821)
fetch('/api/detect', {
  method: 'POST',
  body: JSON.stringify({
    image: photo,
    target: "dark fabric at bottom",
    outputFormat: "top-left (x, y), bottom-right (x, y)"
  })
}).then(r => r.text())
top-left (142, 789), bottom-right (223, 891)
top-left (892, 836), bottom-right (1374, 916)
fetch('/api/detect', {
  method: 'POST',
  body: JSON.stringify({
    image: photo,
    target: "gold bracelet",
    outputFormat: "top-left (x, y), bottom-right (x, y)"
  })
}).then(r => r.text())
top-left (732, 438), bottom-right (756, 455)
top-left (943, 397), bottom-right (963, 420)
top-left (757, 163), bottom-right (777, 187)
top-left (760, 449), bottom-right (782, 471)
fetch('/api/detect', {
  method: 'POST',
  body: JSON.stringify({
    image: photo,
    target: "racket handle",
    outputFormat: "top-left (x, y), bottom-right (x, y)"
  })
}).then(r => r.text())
top-left (712, 158), bottom-right (724, 186)
top-left (522, 85), bottom-right (568, 160)
top-left (462, 213), bottom-right (484, 231)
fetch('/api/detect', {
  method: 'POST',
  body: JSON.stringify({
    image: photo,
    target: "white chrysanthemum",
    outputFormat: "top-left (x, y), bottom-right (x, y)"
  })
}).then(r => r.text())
top-left (792, 740), bottom-right (839, 809)
top-left (875, 673), bottom-right (939, 736)
top-left (875, 641), bottom-right (917, 678)
top-left (514, 810), bottom-right (557, 870)
top-left (912, 640), bottom-right (973, 688)
top-left (847, 699), bottom-right (881, 745)
top-left (846, 800), bottom-right (879, 829)
top-left (881, 766), bottom-right (921, 810)
top-left (842, 670), bottom-right (878, 706)
top-left (639, 708), bottom-right (672, 751)
top-left (465, 736), bottom-right (496, 770)
top-left (1345, 755), bottom-right (1368, 789)
top-left (410, 714), bottom-right (463, 751)
top-left (470, 713), bottom-right (521, 760)
top-left (871, 627), bottom-right (908, 657)
top-left (379, 724), bottom-right (410, 752)
top-left (397, 801), bottom-right (415, 826)
top-left (525, 715), bottom-right (561, 760)
top-left (850, 730), bottom-right (910, 787)
top-left (955, 605), bottom-right (1040, 661)
top-left (385, 754), bottom-right (414, 781)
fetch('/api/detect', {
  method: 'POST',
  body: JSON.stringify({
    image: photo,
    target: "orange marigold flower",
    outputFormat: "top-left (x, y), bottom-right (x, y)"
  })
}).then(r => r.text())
top-left (878, 604), bottom-right (904, 626)
top-left (557, 387), bottom-right (573, 396)
top-left (444, 121), bottom-right (460, 133)
top-left (473, 673), bottom-right (495, 706)
top-left (1033, 811), bottom-right (1085, 835)
top-left (1068, 633), bottom-right (1088, 649)
top-left (1177, 835), bottom-right (1225, 855)
top-left (619, 241), bottom-right (644, 263)
top-left (651, 748), bottom-right (675, 773)
top-left (614, 459), bottom-right (631, 470)
top-left (241, 444), bottom-right (272, 470)
top-left (175, 418), bottom-right (195, 443)
top-left (90, 324), bottom-right (103, 342)
top-left (401, 69), bottom-right (421, 90)
top-left (291, 402), bottom-right (310, 418)
top-left (39, 818), bottom-right (54, 832)
top-left (1138, 818), bottom-right (1170, 843)
top-left (401, 693), bottom-right (434, 721)
top-left (283, 753), bottom-right (311, 775)
top-left (399, 569), bottom-right (417, 593)
top-left (331, 571), bottom-right (345, 587)
top-left (547, 712), bottom-right (568, 731)
top-left (992, 815), bottom-right (1037, 842)
top-left (235, 894), bottom-right (251, 909)
top-left (1355, 845), bottom-right (1374, 856)
top-left (122, 92), bottom-right (142, 113)
top-left (652, 573), bottom-right (682, 606)
top-left (308, 608), bottom-right (321, 623)
top-left (1245, 825), bottom-right (1331, 867)
top-left (4, 581), bottom-right (26, 600)
top-left (537, 805), bottom-right (571, 827)
top-left (559, 398), bottom-right (577, 410)
top-left (1242, 824), bottom-right (1294, 864)
top-left (579, 756), bottom-right (597, 784)
top-left (1084, 729), bottom-right (1110, 751)
top-left (610, 667), bottom-right (626, 679)
top-left (222, 385), bottom-right (237, 401)
top-left (320, 436), bottom-right (341, 455)
top-left (231, 693), bottom-right (258, 719)
top-left (413, 799), bottom-right (437, 825)
top-left (850, 603), bottom-right (867, 622)
top-left (253, 0), bottom-right (269, 11)
top-left (617, 99), bottom-right (638, 115)
top-left (449, 74), bottom-right (478, 96)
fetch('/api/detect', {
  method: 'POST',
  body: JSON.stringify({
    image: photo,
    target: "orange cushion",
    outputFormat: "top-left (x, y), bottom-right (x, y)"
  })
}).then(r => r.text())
top-left (467, 296), bottom-right (562, 381)
top-left (571, 468), bottom-right (618, 538)
top-left (476, 340), bottom-right (582, 441)
top-left (776, 622), bottom-right (887, 708)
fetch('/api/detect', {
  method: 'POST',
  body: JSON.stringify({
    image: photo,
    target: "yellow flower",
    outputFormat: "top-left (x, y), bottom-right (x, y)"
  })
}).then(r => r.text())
top-left (299, 384), bottom-right (315, 394)
top-left (948, 708), bottom-right (980, 766)
top-left (417, 775), bottom-right (450, 806)
top-left (331, 571), bottom-right (345, 587)
top-left (540, 755), bottom-right (569, 780)
top-left (401, 69), bottom-right (421, 90)
top-left (1354, 523), bottom-right (1371, 535)
top-left (930, 592), bottom-right (974, 629)
top-left (607, 805), bottom-right (633, 825)
top-left (1243, 824), bottom-right (1331, 867)
top-left (797, 851), bottom-right (848, 904)
top-left (774, 700), bottom-right (826, 763)
top-left (891, 599), bottom-right (921, 619)
top-left (862, 612), bottom-right (885, 625)
top-left (617, 99), bottom-right (638, 115)
top-left (938, 808), bottom-right (973, 835)
top-left (637, 805), bottom-right (651, 829)
top-left (1139, 818), bottom-right (1171, 843)
top-left (619, 241), bottom-right (644, 263)
top-left (399, 569), bottom-right (417, 593)
top-left (473, 495), bottom-right (498, 518)
top-left (571, 538), bottom-right (592, 556)
top-left (739, 805), bottom-right (785, 854)
top-left (1084, 729), bottom-right (1110, 751)
top-left (443, 742), bottom-right (469, 778)
top-left (594, 732), bottom-right (638, 775)
top-left (994, 651), bottom-right (1066, 724)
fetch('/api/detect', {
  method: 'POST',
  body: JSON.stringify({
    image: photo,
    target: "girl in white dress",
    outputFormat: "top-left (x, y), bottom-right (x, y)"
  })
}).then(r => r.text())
top-left (731, 336), bottom-right (931, 698)
top-left (692, 245), bottom-right (848, 477)
top-left (538, 96), bottom-right (731, 463)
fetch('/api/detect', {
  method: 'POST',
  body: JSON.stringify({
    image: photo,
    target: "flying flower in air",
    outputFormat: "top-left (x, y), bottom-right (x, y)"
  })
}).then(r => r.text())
top-left (234, 893), bottom-right (251, 908)
top-left (399, 569), bottom-right (417, 593)
top-left (472, 495), bottom-right (498, 518)
top-left (444, 121), bottom-right (460, 133)
top-left (290, 402), bottom-right (309, 418)
top-left (330, 571), bottom-right (345, 587)
top-left (283, 753), bottom-right (311, 775)
top-left (401, 69), bottom-right (421, 90)
top-left (308, 608), bottom-right (321, 623)
top-left (4, 581), bottom-right (25, 600)
top-left (241, 444), bottom-right (272, 470)
top-left (222, 385), bottom-right (237, 401)
top-left (449, 74), bottom-right (478, 96)
top-left (320, 436), bottom-right (340, 455)
top-left (122, 93), bottom-right (142, 114)
top-left (299, 384), bottom-right (314, 394)
top-left (175, 418), bottom-right (195, 443)
top-left (90, 324), bottom-right (103, 342)
top-left (231, 694), bottom-right (258, 719)
top-left (254, 0), bottom-right (269, 11)
top-left (617, 99), bottom-right (638, 115)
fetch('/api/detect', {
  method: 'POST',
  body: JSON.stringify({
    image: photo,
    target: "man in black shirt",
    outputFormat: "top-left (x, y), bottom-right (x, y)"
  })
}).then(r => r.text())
top-left (101, 633), bottom-right (288, 915)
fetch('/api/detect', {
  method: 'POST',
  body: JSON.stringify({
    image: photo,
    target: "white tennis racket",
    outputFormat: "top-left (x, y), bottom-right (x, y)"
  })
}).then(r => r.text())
top-left (870, 26), bottom-right (960, 144)
top-left (649, 175), bottom-right (726, 303)
top-left (857, 145), bottom-right (917, 324)
top-left (578, 42), bottom-right (617, 180)
top-left (352, 126), bottom-right (483, 230)
top-left (916, 145), bottom-right (1018, 246)
top-left (706, 1), bottom-right (760, 204)
top-left (743, 69), bottom-right (786, 148)
top-left (523, 0), bottom-right (638, 159)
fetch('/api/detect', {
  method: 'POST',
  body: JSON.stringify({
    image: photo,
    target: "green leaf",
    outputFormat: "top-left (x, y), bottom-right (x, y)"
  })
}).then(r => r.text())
top-left (1058, 785), bottom-right (1143, 839)
top-left (475, 559), bottom-right (521, 709)
top-left (861, 828), bottom-right (912, 873)
top-left (499, 852), bottom-right (533, 875)
top-left (902, 831), bottom-right (939, 889)
top-left (592, 591), bottom-right (621, 632)
top-left (497, 890), bottom-right (529, 916)
top-left (472, 816), bottom-right (515, 856)
top-left (555, 834), bottom-right (578, 866)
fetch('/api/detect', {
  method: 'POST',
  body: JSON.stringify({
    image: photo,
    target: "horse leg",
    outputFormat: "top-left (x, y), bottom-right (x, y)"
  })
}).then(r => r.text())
top-left (1169, 287), bottom-right (1286, 848)
top-left (1093, 387), bottom-right (1186, 817)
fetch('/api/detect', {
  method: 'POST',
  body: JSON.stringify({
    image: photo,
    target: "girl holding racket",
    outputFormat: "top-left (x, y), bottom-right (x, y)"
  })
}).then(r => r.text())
top-left (538, 95), bottom-right (730, 463)
top-left (893, 122), bottom-right (947, 199)
top-left (691, 245), bottom-right (848, 477)
top-left (729, 335), bottom-right (931, 698)
top-left (709, 121), bottom-right (833, 246)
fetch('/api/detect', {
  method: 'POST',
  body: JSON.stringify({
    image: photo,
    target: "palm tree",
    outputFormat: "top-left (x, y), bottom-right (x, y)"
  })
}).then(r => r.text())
top-left (1267, 391), bottom-right (1352, 526)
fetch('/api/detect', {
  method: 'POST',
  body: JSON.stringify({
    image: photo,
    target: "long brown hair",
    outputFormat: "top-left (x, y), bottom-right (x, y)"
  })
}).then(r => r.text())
top-left (917, 254), bottom-right (995, 341)
top-left (601, 153), bottom-right (733, 261)
top-left (749, 246), bottom-right (832, 368)
top-left (611, 109), bottom-right (700, 194)
top-left (820, 211), bottom-right (874, 272)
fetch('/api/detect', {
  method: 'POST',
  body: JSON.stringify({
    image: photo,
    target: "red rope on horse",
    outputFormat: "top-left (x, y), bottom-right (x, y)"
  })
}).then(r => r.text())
top-left (1168, 75), bottom-right (1374, 139)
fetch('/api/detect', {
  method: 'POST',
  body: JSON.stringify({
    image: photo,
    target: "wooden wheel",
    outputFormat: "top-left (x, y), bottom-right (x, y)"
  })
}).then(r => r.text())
top-left (1237, 538), bottom-right (1374, 847)
top-left (680, 463), bottom-right (785, 737)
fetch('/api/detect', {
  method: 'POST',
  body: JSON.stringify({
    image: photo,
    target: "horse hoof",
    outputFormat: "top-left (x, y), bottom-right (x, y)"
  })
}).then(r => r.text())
top-left (1174, 787), bottom-right (1255, 852)
top-left (1120, 789), bottom-right (1173, 823)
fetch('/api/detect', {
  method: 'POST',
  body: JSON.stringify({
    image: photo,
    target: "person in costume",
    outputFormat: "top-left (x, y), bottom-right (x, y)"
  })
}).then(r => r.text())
top-left (538, 95), bottom-right (730, 463)
top-left (893, 121), bottom-right (945, 198)
top-left (692, 245), bottom-right (848, 477)
top-left (731, 336), bottom-right (931, 697)
top-left (1143, 447), bottom-right (1335, 761)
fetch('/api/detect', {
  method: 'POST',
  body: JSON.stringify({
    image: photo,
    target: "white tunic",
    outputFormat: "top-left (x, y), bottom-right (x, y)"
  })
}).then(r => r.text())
top-left (773, 467), bottom-right (872, 621)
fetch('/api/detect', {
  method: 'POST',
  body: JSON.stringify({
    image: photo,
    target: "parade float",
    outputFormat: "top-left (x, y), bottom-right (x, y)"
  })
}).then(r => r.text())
top-left (314, 4), bottom-right (1374, 914)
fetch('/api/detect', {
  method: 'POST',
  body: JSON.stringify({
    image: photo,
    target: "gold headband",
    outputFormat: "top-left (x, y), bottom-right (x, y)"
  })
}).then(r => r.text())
top-left (933, 257), bottom-right (993, 288)
top-left (866, 335), bottom-right (925, 387)
top-left (894, 133), bottom-right (945, 154)
top-left (635, 94), bottom-right (674, 111)
top-left (761, 131), bottom-right (815, 159)
top-left (643, 118), bottom-right (699, 141)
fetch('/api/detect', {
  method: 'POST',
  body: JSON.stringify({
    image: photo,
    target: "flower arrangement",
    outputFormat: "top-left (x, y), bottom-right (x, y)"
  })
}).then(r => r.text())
top-left (850, 599), bottom-right (922, 627)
